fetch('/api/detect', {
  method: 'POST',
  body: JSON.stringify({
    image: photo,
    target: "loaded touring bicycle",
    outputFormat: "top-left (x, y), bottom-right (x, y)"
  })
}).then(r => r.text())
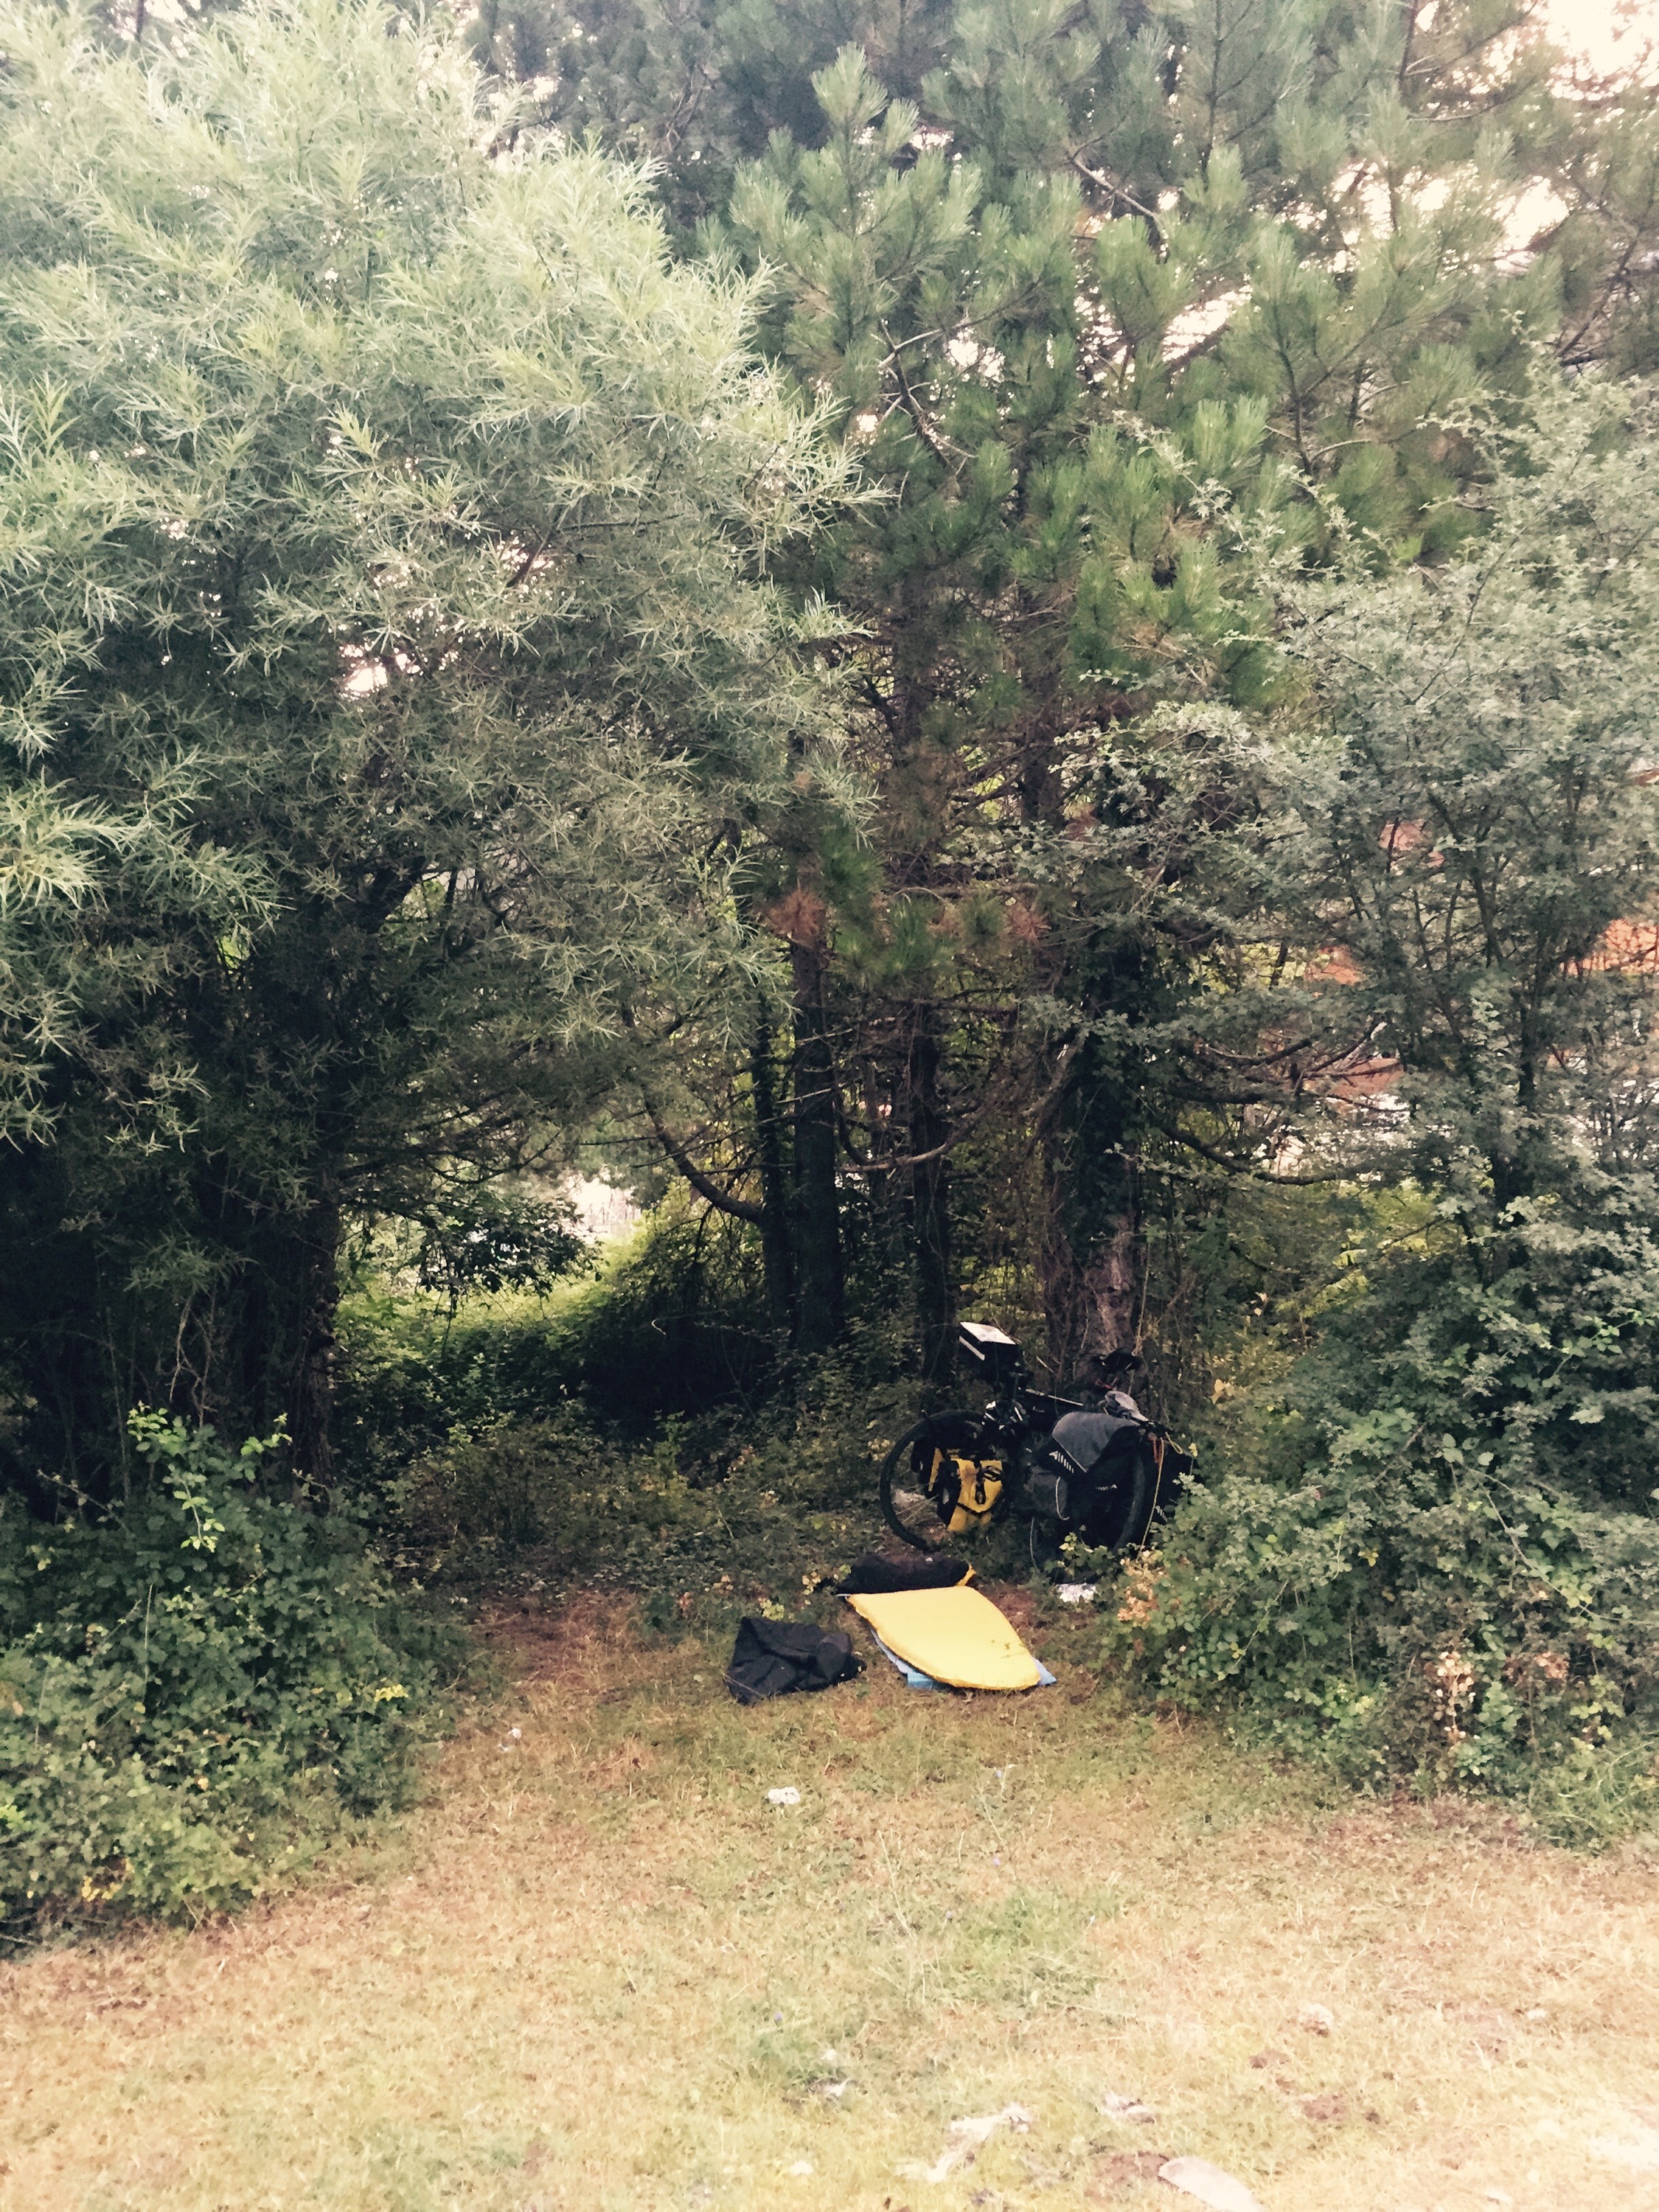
top-left (877, 1321), bottom-right (1192, 1560)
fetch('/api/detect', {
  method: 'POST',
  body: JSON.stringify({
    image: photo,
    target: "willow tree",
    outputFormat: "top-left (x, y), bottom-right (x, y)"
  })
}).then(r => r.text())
top-left (0, 0), bottom-right (844, 1489)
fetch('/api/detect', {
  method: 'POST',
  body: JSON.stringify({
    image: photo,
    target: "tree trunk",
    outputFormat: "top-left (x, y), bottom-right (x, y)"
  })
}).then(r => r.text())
top-left (1039, 1052), bottom-right (1141, 1385)
top-left (1039, 1148), bottom-right (1088, 1385)
top-left (790, 939), bottom-right (844, 1356)
top-left (751, 995), bottom-right (796, 1343)
top-left (1041, 1184), bottom-right (1142, 1384)
top-left (909, 999), bottom-right (956, 1397)
top-left (283, 1185), bottom-right (341, 1490)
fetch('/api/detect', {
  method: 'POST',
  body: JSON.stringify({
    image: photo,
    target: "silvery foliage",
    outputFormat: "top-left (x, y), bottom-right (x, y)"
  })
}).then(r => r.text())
top-left (0, 0), bottom-right (852, 1153)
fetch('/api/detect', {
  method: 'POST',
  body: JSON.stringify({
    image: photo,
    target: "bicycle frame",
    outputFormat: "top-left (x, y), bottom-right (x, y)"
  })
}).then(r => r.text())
top-left (973, 1380), bottom-right (1082, 1515)
top-left (981, 1374), bottom-right (1185, 1528)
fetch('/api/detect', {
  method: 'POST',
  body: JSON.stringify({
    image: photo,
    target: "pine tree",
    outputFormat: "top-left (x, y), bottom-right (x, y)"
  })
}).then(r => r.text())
top-left (1273, 384), bottom-right (1659, 1232)
top-left (487, 0), bottom-right (1659, 1379)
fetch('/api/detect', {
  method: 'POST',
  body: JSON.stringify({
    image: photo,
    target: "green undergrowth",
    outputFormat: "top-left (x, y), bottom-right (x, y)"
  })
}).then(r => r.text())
top-left (1098, 1228), bottom-right (1659, 1847)
top-left (1102, 1471), bottom-right (1659, 1851)
top-left (0, 1416), bottom-right (472, 1942)
top-left (333, 1201), bottom-right (793, 1490)
top-left (343, 1234), bottom-right (1659, 1851)
top-left (386, 1357), bottom-right (947, 1627)
top-left (336, 1234), bottom-right (938, 1617)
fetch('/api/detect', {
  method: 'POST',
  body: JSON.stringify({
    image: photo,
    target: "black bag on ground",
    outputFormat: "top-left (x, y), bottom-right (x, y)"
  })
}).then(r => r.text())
top-left (838, 1548), bottom-right (972, 1595)
top-left (726, 1617), bottom-right (863, 1704)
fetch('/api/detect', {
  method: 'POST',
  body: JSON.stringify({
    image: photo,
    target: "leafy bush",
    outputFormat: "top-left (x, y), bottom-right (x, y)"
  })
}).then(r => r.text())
top-left (327, 1196), bottom-right (942, 1703)
top-left (409, 1185), bottom-right (591, 1312)
top-left (0, 1416), bottom-right (465, 1935)
top-left (1107, 1189), bottom-right (1659, 1840)
top-left (540, 1205), bottom-right (776, 1431)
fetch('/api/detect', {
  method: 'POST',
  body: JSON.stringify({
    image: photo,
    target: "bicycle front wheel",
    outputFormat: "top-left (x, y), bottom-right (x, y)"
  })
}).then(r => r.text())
top-left (877, 1409), bottom-right (998, 1552)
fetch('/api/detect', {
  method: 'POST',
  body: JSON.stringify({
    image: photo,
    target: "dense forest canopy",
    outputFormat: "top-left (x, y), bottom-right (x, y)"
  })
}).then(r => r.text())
top-left (488, 0), bottom-right (1659, 1391)
top-left (1, 0), bottom-right (1654, 1472)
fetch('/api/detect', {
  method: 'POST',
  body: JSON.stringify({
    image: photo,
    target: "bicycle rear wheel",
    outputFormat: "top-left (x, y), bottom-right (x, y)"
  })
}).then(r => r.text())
top-left (877, 1409), bottom-right (996, 1551)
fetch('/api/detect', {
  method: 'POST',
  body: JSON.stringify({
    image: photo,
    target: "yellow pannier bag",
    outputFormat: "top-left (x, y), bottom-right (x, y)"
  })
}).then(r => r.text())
top-left (943, 1453), bottom-right (1003, 1534)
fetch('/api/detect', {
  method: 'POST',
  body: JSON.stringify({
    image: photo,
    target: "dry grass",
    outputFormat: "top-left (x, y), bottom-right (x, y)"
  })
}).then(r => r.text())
top-left (4, 1592), bottom-right (1659, 2212)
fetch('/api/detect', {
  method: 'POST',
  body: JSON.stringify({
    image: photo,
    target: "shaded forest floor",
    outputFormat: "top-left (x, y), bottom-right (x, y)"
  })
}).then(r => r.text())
top-left (5, 1595), bottom-right (1659, 2212)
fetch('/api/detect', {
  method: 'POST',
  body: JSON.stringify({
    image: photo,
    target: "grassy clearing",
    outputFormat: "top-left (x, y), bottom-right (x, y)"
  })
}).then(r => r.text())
top-left (4, 1593), bottom-right (1659, 2212)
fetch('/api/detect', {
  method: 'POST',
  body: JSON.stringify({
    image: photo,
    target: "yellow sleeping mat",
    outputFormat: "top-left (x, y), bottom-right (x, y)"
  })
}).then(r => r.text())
top-left (844, 1584), bottom-right (1046, 1691)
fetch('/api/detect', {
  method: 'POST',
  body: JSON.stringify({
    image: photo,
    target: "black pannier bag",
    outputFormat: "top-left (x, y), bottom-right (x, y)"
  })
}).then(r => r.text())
top-left (838, 1548), bottom-right (972, 1594)
top-left (1024, 1406), bottom-right (1171, 1549)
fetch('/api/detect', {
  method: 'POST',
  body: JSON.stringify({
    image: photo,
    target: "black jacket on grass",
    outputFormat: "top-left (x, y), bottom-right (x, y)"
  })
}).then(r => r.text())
top-left (726, 1618), bottom-right (862, 1703)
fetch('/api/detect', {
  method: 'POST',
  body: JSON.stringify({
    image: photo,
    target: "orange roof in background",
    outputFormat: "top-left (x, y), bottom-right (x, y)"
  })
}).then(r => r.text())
top-left (1304, 945), bottom-right (1363, 986)
top-left (1307, 923), bottom-right (1659, 986)
top-left (1582, 919), bottom-right (1659, 974)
